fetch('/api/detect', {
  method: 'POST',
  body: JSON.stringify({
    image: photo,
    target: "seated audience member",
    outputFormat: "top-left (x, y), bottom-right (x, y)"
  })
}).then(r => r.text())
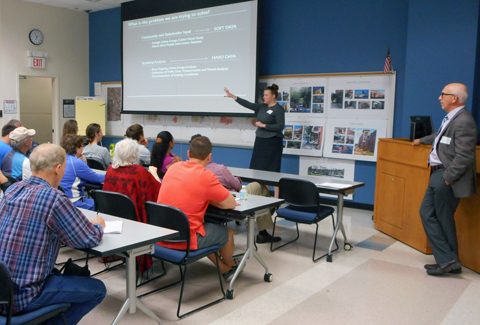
top-left (125, 124), bottom-right (150, 165)
top-left (191, 134), bottom-right (281, 244)
top-left (6, 119), bottom-right (38, 156)
top-left (158, 136), bottom-right (238, 281)
top-left (83, 123), bottom-right (111, 170)
top-left (150, 131), bottom-right (182, 180)
top-left (0, 124), bottom-right (16, 166)
top-left (60, 135), bottom-right (105, 210)
top-left (103, 138), bottom-right (161, 274)
top-left (62, 119), bottom-right (79, 138)
top-left (0, 143), bottom-right (106, 324)
top-left (1, 127), bottom-right (35, 181)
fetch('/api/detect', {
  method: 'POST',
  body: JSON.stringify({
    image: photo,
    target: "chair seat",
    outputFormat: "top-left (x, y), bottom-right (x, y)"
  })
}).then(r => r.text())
top-left (277, 205), bottom-right (335, 224)
top-left (154, 244), bottom-right (221, 264)
top-left (0, 303), bottom-right (70, 325)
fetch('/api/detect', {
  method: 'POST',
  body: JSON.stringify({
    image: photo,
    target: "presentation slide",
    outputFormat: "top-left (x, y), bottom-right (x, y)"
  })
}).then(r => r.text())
top-left (122, 1), bottom-right (258, 115)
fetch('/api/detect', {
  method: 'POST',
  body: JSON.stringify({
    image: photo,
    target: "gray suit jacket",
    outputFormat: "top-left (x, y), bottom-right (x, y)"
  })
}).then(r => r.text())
top-left (420, 108), bottom-right (478, 198)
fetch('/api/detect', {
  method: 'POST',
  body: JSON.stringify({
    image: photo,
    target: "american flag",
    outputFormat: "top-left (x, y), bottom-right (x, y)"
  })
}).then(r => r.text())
top-left (384, 47), bottom-right (393, 73)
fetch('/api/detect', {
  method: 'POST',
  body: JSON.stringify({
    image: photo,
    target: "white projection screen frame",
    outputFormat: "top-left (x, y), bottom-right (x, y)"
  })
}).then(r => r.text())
top-left (122, 0), bottom-right (258, 116)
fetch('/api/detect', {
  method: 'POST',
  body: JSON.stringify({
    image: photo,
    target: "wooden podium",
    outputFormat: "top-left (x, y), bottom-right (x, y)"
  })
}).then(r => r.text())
top-left (374, 138), bottom-right (480, 273)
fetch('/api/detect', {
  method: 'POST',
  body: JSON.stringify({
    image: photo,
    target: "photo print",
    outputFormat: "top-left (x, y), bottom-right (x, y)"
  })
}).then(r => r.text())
top-left (301, 126), bottom-right (323, 150)
top-left (330, 90), bottom-right (343, 109)
top-left (287, 141), bottom-right (302, 149)
top-left (345, 89), bottom-right (353, 99)
top-left (332, 144), bottom-right (353, 155)
top-left (283, 91), bottom-right (289, 101)
top-left (290, 87), bottom-right (312, 113)
top-left (284, 125), bottom-right (293, 140)
top-left (354, 128), bottom-right (377, 156)
top-left (277, 101), bottom-right (290, 112)
top-left (313, 86), bottom-right (324, 104)
top-left (312, 103), bottom-right (324, 113)
top-left (372, 101), bottom-right (385, 109)
top-left (370, 89), bottom-right (385, 99)
top-left (354, 89), bottom-right (369, 99)
top-left (358, 101), bottom-right (370, 109)
top-left (344, 101), bottom-right (356, 109)
top-left (293, 125), bottom-right (303, 140)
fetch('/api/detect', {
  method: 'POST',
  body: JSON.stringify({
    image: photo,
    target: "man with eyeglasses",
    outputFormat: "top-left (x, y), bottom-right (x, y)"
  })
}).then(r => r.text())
top-left (413, 83), bottom-right (477, 276)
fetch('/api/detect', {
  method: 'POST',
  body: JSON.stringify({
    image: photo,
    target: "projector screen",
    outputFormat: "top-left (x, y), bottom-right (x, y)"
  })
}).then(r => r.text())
top-left (122, 0), bottom-right (258, 116)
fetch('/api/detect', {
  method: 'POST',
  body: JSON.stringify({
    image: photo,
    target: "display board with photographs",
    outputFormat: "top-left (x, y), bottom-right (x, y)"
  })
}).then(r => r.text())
top-left (299, 157), bottom-right (355, 200)
top-left (326, 75), bottom-right (395, 124)
top-left (261, 73), bottom-right (395, 160)
top-left (323, 118), bottom-right (387, 162)
top-left (283, 116), bottom-right (326, 156)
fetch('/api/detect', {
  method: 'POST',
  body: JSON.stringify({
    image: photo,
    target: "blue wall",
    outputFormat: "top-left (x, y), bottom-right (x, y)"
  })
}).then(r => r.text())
top-left (89, 0), bottom-right (480, 207)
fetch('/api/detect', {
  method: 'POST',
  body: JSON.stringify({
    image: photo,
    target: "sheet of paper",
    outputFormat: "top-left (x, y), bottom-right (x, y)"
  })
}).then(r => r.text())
top-left (104, 221), bottom-right (123, 234)
top-left (316, 182), bottom-right (352, 189)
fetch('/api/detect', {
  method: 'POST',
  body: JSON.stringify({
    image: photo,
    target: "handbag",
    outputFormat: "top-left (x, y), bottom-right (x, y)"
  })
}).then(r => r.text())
top-left (59, 258), bottom-right (91, 277)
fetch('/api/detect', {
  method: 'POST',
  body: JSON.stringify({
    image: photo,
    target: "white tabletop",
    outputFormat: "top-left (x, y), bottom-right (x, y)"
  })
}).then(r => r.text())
top-left (228, 167), bottom-right (364, 194)
top-left (79, 208), bottom-right (178, 257)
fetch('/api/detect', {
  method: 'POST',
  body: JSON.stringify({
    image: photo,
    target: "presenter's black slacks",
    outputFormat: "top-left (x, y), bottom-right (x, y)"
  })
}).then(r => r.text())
top-left (420, 169), bottom-right (460, 264)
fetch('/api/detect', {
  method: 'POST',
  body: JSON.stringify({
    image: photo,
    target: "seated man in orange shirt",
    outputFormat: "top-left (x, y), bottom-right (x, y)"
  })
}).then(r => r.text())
top-left (157, 136), bottom-right (238, 281)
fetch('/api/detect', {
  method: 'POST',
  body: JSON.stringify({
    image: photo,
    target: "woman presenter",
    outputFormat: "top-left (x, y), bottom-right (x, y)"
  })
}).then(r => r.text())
top-left (224, 84), bottom-right (285, 197)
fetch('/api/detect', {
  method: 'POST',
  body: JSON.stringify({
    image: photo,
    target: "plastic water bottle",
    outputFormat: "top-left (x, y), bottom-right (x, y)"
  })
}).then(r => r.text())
top-left (109, 143), bottom-right (115, 158)
top-left (239, 185), bottom-right (248, 201)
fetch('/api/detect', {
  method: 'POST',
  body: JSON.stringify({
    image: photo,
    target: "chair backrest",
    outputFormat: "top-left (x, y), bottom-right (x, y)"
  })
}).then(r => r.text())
top-left (145, 202), bottom-right (190, 246)
top-left (94, 190), bottom-right (137, 221)
top-left (5, 176), bottom-right (17, 184)
top-left (87, 159), bottom-right (105, 171)
top-left (279, 178), bottom-right (320, 207)
top-left (0, 261), bottom-right (14, 322)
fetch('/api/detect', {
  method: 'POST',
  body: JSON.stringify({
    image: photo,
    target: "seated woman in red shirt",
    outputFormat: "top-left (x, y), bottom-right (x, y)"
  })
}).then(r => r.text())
top-left (103, 138), bottom-right (161, 274)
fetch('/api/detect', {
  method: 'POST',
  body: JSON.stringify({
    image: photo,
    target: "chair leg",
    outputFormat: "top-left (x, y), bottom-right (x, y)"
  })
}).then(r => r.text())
top-left (177, 254), bottom-right (226, 319)
top-left (61, 312), bottom-right (68, 325)
top-left (138, 264), bottom-right (184, 299)
top-left (312, 214), bottom-right (339, 262)
top-left (270, 215), bottom-right (300, 252)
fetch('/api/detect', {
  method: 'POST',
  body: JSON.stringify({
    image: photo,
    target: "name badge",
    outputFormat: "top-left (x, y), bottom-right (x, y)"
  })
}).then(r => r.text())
top-left (440, 136), bottom-right (451, 145)
top-left (267, 109), bottom-right (273, 114)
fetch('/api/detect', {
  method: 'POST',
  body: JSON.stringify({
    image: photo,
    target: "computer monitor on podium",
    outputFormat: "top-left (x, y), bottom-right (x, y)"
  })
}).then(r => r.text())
top-left (409, 116), bottom-right (434, 141)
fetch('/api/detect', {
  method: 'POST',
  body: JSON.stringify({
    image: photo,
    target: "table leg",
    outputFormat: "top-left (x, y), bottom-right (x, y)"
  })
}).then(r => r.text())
top-left (328, 193), bottom-right (348, 256)
top-left (111, 245), bottom-right (161, 325)
top-left (227, 214), bottom-right (271, 296)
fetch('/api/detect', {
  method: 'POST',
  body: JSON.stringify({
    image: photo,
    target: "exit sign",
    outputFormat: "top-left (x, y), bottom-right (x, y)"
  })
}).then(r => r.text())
top-left (29, 57), bottom-right (45, 68)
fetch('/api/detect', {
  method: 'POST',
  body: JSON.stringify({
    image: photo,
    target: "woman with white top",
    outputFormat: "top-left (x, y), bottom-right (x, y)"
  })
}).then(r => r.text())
top-left (83, 123), bottom-right (111, 170)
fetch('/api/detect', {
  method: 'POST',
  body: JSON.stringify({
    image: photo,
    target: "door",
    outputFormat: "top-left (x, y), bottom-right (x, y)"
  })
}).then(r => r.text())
top-left (19, 76), bottom-right (53, 144)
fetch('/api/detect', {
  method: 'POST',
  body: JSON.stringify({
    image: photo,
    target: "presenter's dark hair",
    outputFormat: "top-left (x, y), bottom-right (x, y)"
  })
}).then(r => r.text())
top-left (85, 123), bottom-right (101, 144)
top-left (189, 136), bottom-right (212, 160)
top-left (151, 131), bottom-right (173, 179)
top-left (125, 124), bottom-right (144, 141)
top-left (2, 124), bottom-right (17, 137)
top-left (265, 84), bottom-right (279, 99)
top-left (61, 134), bottom-right (84, 155)
top-left (62, 120), bottom-right (78, 138)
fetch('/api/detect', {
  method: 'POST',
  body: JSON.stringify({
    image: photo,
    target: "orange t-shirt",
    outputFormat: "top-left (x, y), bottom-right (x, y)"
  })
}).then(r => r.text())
top-left (157, 160), bottom-right (231, 250)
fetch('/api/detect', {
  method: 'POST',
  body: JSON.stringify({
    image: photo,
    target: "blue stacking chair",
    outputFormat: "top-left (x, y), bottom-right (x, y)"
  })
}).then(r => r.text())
top-left (0, 261), bottom-right (70, 325)
top-left (270, 178), bottom-right (339, 262)
top-left (138, 202), bottom-right (225, 319)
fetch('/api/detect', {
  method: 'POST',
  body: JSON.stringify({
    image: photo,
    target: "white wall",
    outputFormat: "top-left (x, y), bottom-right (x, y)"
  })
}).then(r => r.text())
top-left (0, 0), bottom-right (89, 144)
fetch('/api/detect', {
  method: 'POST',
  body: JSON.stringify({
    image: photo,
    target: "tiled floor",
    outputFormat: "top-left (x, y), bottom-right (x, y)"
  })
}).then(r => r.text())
top-left (60, 207), bottom-right (480, 324)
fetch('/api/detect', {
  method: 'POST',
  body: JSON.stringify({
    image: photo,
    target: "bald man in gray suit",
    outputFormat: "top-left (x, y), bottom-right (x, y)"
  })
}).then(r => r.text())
top-left (413, 83), bottom-right (477, 276)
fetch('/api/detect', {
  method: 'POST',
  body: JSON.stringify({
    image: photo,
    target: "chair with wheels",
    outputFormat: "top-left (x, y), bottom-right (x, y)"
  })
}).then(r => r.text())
top-left (270, 178), bottom-right (339, 262)
top-left (0, 261), bottom-right (70, 325)
top-left (138, 202), bottom-right (226, 319)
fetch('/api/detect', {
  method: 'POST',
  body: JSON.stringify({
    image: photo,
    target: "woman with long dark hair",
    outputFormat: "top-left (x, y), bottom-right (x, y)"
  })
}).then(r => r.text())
top-left (83, 123), bottom-right (111, 169)
top-left (150, 131), bottom-right (182, 180)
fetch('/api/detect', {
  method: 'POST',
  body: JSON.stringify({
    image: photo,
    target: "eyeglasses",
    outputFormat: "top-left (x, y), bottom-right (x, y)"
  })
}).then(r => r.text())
top-left (441, 92), bottom-right (456, 98)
